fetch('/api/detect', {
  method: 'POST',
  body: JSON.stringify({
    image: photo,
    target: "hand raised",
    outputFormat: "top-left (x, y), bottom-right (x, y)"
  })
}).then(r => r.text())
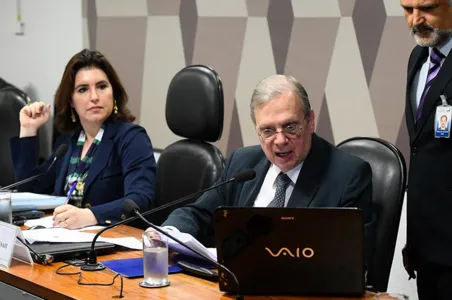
top-left (19, 101), bottom-right (51, 137)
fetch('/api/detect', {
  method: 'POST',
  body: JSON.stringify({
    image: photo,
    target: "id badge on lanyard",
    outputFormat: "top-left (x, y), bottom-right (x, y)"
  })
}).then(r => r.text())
top-left (434, 95), bottom-right (452, 138)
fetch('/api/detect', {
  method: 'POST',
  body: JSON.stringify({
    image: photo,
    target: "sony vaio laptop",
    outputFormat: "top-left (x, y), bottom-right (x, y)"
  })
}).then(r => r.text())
top-left (213, 207), bottom-right (365, 296)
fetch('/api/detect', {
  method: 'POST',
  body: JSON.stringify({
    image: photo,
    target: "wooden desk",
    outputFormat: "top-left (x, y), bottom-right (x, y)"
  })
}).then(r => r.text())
top-left (0, 225), bottom-right (376, 300)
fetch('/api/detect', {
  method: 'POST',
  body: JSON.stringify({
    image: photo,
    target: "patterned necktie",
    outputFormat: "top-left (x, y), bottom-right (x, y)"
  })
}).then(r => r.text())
top-left (268, 172), bottom-right (291, 208)
top-left (416, 47), bottom-right (445, 121)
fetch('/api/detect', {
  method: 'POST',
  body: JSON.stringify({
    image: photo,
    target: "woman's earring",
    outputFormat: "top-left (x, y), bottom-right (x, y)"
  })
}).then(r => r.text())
top-left (114, 99), bottom-right (118, 114)
top-left (71, 108), bottom-right (76, 122)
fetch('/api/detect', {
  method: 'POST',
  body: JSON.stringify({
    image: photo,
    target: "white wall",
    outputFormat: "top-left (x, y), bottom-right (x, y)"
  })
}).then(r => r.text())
top-left (387, 192), bottom-right (418, 299)
top-left (0, 0), bottom-right (83, 157)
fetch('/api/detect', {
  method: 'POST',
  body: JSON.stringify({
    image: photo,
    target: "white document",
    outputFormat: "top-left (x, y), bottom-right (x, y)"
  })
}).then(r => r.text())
top-left (21, 227), bottom-right (142, 250)
top-left (162, 229), bottom-right (217, 262)
top-left (99, 237), bottom-right (142, 250)
top-left (24, 216), bottom-right (105, 232)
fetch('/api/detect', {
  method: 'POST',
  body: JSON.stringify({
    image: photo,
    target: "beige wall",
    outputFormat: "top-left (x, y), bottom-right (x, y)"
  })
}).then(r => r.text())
top-left (83, 0), bottom-right (415, 163)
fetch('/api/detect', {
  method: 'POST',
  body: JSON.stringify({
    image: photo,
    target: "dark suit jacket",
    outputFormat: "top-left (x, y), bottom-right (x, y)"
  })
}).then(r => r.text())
top-left (405, 45), bottom-right (452, 267)
top-left (163, 134), bottom-right (374, 264)
top-left (10, 121), bottom-right (157, 224)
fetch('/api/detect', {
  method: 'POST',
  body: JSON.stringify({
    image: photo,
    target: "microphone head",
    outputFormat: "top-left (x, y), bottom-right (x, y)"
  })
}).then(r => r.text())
top-left (123, 199), bottom-right (140, 217)
top-left (54, 144), bottom-right (68, 159)
top-left (233, 169), bottom-right (256, 183)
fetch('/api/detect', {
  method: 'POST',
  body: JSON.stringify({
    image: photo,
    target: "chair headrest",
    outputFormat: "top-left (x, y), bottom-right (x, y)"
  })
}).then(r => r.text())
top-left (166, 65), bottom-right (224, 142)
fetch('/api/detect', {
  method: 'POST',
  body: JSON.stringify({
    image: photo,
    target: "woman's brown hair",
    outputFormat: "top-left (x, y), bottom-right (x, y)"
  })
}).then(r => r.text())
top-left (54, 49), bottom-right (135, 133)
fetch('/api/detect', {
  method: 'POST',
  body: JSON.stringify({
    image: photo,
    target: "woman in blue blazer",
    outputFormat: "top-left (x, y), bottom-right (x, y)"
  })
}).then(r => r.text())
top-left (10, 49), bottom-right (156, 229)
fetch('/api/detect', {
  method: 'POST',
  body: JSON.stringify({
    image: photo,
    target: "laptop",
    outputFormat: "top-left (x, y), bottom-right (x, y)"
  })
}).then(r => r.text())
top-left (213, 207), bottom-right (365, 296)
top-left (28, 241), bottom-right (116, 262)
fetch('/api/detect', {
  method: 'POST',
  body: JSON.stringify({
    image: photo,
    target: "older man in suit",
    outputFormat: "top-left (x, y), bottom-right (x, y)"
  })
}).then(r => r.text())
top-left (161, 74), bottom-right (374, 266)
top-left (400, 0), bottom-right (452, 299)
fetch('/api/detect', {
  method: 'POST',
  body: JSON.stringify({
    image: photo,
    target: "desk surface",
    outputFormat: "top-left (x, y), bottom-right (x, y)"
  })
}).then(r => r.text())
top-left (0, 225), bottom-right (378, 300)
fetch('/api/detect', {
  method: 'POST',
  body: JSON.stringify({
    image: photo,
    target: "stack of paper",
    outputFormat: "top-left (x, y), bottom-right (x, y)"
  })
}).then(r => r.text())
top-left (162, 229), bottom-right (217, 262)
top-left (21, 225), bottom-right (142, 250)
top-left (12, 193), bottom-right (66, 211)
top-left (22, 217), bottom-right (218, 262)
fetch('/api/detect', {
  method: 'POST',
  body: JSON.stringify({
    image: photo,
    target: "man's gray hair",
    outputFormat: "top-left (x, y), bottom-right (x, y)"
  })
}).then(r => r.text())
top-left (250, 74), bottom-right (311, 124)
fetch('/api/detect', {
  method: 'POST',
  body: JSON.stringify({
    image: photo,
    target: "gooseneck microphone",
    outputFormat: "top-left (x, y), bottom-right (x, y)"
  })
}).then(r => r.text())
top-left (124, 199), bottom-right (244, 300)
top-left (81, 169), bottom-right (256, 272)
top-left (0, 143), bottom-right (69, 192)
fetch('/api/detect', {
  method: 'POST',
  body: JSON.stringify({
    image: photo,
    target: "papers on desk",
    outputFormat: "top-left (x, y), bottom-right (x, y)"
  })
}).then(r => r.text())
top-left (24, 216), bottom-right (105, 231)
top-left (163, 229), bottom-right (217, 262)
top-left (12, 193), bottom-right (66, 211)
top-left (21, 227), bottom-right (142, 250)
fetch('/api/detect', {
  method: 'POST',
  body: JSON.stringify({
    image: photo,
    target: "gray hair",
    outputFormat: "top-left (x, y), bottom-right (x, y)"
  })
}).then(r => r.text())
top-left (250, 74), bottom-right (311, 124)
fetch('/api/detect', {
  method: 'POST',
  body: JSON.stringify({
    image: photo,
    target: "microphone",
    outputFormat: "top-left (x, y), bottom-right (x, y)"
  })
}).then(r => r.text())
top-left (0, 143), bottom-right (68, 191)
top-left (81, 169), bottom-right (256, 272)
top-left (124, 199), bottom-right (244, 300)
top-left (16, 237), bottom-right (55, 265)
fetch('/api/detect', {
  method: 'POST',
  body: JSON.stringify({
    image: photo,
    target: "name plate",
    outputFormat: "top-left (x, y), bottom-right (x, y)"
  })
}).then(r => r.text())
top-left (0, 221), bottom-right (33, 268)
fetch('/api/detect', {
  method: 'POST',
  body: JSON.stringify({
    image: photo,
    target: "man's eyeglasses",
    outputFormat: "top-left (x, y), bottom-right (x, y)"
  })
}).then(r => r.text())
top-left (258, 124), bottom-right (304, 140)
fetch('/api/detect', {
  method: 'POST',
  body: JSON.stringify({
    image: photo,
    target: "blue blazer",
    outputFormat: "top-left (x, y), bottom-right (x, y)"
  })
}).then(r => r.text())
top-left (10, 121), bottom-right (157, 225)
top-left (163, 133), bottom-right (374, 265)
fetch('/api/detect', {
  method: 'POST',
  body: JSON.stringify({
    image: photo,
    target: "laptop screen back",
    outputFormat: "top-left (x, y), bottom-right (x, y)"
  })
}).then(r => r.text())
top-left (213, 207), bottom-right (365, 296)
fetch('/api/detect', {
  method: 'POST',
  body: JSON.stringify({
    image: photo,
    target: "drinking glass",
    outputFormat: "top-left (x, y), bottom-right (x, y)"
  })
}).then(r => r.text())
top-left (139, 227), bottom-right (170, 288)
top-left (0, 191), bottom-right (12, 224)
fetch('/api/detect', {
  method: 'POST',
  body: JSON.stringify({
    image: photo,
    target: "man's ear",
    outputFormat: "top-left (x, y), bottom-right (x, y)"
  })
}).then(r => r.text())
top-left (309, 110), bottom-right (316, 133)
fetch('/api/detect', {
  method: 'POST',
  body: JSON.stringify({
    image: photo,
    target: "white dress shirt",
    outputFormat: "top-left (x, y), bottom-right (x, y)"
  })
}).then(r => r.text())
top-left (410, 38), bottom-right (452, 117)
top-left (253, 162), bottom-right (303, 208)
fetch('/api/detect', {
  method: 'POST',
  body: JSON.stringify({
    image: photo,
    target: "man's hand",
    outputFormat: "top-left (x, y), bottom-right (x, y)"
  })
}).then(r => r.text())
top-left (402, 244), bottom-right (416, 280)
top-left (53, 204), bottom-right (98, 229)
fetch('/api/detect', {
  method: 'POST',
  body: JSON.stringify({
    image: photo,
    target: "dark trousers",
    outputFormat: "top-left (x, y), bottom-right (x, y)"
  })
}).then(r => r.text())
top-left (417, 262), bottom-right (452, 300)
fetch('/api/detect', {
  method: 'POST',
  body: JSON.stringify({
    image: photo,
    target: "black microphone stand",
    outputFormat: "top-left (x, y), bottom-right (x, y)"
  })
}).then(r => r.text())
top-left (133, 210), bottom-right (244, 300)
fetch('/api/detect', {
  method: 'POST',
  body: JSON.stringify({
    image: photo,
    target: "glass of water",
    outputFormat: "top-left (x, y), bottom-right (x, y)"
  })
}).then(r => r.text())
top-left (139, 227), bottom-right (170, 288)
top-left (0, 191), bottom-right (12, 224)
top-left (374, 293), bottom-right (409, 300)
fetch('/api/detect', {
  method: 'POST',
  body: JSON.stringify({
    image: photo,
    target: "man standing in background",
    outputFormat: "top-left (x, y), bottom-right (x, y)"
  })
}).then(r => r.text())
top-left (401, 0), bottom-right (452, 299)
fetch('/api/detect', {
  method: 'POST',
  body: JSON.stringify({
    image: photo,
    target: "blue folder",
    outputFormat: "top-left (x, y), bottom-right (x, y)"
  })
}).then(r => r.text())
top-left (101, 254), bottom-right (216, 278)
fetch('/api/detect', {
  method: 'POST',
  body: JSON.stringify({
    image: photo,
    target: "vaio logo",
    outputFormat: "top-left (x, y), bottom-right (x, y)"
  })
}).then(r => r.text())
top-left (265, 247), bottom-right (314, 258)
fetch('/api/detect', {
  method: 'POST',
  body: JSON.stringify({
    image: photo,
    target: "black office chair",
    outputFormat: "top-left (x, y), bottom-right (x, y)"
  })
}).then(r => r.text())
top-left (337, 137), bottom-right (407, 292)
top-left (148, 65), bottom-right (226, 227)
top-left (0, 78), bottom-right (30, 187)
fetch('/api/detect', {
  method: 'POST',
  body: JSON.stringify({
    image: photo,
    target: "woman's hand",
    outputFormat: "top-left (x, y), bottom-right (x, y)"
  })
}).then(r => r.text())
top-left (53, 204), bottom-right (98, 229)
top-left (19, 101), bottom-right (51, 137)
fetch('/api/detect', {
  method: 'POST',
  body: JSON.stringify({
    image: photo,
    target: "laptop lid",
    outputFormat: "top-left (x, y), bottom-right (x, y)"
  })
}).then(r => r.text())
top-left (213, 207), bottom-right (365, 296)
top-left (29, 241), bottom-right (116, 262)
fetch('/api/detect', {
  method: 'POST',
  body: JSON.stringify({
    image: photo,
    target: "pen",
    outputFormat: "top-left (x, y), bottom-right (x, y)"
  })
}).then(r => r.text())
top-left (65, 182), bottom-right (77, 205)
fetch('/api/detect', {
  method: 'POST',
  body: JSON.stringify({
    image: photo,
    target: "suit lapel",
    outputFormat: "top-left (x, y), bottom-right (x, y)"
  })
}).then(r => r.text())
top-left (286, 134), bottom-right (323, 208)
top-left (406, 46), bottom-right (428, 143)
top-left (82, 123), bottom-right (116, 195)
top-left (415, 52), bottom-right (452, 139)
top-left (54, 136), bottom-right (74, 195)
top-left (242, 158), bottom-right (270, 207)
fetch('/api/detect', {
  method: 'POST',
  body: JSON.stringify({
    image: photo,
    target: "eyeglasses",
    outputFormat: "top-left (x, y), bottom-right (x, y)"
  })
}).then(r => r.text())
top-left (258, 123), bottom-right (304, 140)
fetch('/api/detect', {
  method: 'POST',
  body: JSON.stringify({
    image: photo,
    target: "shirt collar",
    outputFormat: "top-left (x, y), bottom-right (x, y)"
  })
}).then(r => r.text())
top-left (430, 36), bottom-right (452, 58)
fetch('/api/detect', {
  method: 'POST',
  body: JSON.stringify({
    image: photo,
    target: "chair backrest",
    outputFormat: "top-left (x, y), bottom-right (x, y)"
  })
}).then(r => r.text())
top-left (337, 137), bottom-right (407, 292)
top-left (0, 79), bottom-right (30, 187)
top-left (149, 65), bottom-right (225, 226)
